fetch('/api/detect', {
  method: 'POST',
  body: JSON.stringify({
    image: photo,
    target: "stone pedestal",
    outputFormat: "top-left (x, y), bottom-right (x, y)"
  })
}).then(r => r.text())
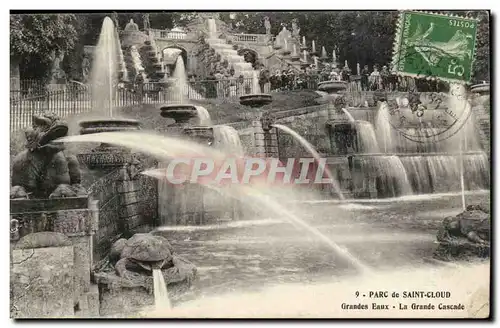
top-left (10, 197), bottom-right (98, 318)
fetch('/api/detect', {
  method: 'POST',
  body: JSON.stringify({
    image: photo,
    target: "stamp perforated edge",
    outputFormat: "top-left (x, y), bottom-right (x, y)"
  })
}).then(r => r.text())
top-left (390, 10), bottom-right (480, 84)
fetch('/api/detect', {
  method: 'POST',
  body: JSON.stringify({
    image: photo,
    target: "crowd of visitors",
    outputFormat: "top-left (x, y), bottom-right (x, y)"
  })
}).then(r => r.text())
top-left (126, 60), bottom-right (445, 101)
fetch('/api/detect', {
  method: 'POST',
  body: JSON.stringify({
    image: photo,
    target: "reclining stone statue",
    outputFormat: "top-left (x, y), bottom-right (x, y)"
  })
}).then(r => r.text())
top-left (434, 204), bottom-right (490, 261)
top-left (10, 112), bottom-right (87, 199)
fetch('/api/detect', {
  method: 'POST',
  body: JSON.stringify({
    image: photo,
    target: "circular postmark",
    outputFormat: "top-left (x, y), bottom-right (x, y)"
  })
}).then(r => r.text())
top-left (382, 10), bottom-right (481, 143)
top-left (377, 84), bottom-right (475, 144)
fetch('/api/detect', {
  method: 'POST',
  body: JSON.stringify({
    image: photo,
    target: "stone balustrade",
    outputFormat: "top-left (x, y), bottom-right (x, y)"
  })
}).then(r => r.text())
top-left (149, 28), bottom-right (188, 40)
top-left (228, 33), bottom-right (271, 44)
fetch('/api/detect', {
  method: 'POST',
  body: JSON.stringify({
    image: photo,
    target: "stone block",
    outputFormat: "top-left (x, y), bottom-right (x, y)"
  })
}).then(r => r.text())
top-left (69, 236), bottom-right (91, 298)
top-left (254, 139), bottom-right (265, 147)
top-left (11, 246), bottom-right (75, 318)
top-left (117, 181), bottom-right (141, 193)
top-left (267, 146), bottom-right (279, 154)
top-left (254, 133), bottom-right (265, 140)
top-left (87, 284), bottom-right (100, 317)
top-left (119, 192), bottom-right (139, 205)
top-left (118, 203), bottom-right (141, 219)
top-left (99, 287), bottom-right (154, 317)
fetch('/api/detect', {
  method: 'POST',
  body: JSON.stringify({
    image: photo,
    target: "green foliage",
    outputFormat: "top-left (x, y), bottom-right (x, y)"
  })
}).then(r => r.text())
top-left (10, 14), bottom-right (78, 63)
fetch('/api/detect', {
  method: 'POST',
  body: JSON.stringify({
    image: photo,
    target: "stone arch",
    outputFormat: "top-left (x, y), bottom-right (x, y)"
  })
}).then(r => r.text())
top-left (161, 45), bottom-right (188, 69)
top-left (237, 48), bottom-right (260, 68)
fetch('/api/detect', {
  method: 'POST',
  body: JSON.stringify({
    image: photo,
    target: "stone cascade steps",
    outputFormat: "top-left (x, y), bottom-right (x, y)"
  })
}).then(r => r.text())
top-left (205, 38), bottom-right (254, 77)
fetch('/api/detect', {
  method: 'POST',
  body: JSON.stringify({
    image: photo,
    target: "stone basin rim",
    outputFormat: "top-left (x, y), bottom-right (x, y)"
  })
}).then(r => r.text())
top-left (78, 118), bottom-right (141, 126)
top-left (158, 103), bottom-right (199, 110)
top-left (240, 93), bottom-right (273, 99)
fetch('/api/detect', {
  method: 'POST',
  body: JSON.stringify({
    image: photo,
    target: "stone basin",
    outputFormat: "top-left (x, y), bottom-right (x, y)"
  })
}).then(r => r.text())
top-left (290, 55), bottom-right (300, 61)
top-left (160, 104), bottom-right (199, 124)
top-left (239, 94), bottom-right (273, 108)
top-left (317, 80), bottom-right (348, 94)
top-left (183, 126), bottom-right (214, 145)
top-left (79, 118), bottom-right (141, 135)
top-left (470, 83), bottom-right (490, 95)
top-left (78, 119), bottom-right (141, 168)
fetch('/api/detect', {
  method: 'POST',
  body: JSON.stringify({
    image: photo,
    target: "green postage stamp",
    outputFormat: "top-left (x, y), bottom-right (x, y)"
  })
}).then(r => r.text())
top-left (391, 11), bottom-right (478, 84)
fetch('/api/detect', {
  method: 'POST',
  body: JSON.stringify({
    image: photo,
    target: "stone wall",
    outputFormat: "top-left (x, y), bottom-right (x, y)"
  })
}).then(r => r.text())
top-left (85, 154), bottom-right (158, 265)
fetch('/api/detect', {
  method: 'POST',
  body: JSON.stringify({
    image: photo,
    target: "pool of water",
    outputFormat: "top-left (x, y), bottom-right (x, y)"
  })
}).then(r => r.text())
top-left (157, 192), bottom-right (490, 300)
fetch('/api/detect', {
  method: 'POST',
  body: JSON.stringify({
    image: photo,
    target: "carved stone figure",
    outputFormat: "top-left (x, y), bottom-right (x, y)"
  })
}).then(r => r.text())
top-left (434, 204), bottom-right (490, 261)
top-left (142, 13), bottom-right (150, 30)
top-left (103, 233), bottom-right (197, 291)
top-left (264, 16), bottom-right (271, 35)
top-left (291, 18), bottom-right (300, 38)
top-left (51, 52), bottom-right (66, 82)
top-left (82, 55), bottom-right (91, 82)
top-left (10, 112), bottom-right (87, 199)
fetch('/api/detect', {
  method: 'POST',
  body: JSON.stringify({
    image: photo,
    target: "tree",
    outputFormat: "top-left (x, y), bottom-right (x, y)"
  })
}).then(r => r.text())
top-left (472, 11), bottom-right (490, 82)
top-left (10, 14), bottom-right (79, 80)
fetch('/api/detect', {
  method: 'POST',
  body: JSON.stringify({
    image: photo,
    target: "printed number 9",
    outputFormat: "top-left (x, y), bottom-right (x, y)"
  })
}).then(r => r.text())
top-left (355, 291), bottom-right (359, 298)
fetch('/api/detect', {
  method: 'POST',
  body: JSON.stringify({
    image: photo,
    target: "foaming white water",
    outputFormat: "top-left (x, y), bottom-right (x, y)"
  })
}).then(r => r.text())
top-left (341, 108), bottom-right (356, 122)
top-left (359, 156), bottom-right (413, 197)
top-left (154, 218), bottom-right (284, 232)
top-left (271, 124), bottom-right (345, 201)
top-left (59, 131), bottom-right (367, 272)
top-left (252, 70), bottom-right (260, 94)
top-left (356, 120), bottom-right (381, 153)
top-left (375, 102), bottom-right (395, 153)
top-left (171, 56), bottom-right (204, 101)
top-left (152, 269), bottom-right (171, 310)
top-left (212, 125), bottom-right (244, 156)
top-left (337, 203), bottom-right (376, 210)
top-left (195, 106), bottom-right (212, 126)
top-left (143, 263), bottom-right (489, 318)
top-left (207, 18), bottom-right (217, 39)
top-left (300, 189), bottom-right (490, 204)
top-left (90, 17), bottom-right (122, 116)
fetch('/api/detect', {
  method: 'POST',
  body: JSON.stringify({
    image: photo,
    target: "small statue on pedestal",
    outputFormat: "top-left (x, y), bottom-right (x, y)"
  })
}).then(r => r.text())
top-left (82, 54), bottom-right (91, 83)
top-left (142, 13), bottom-right (150, 30)
top-left (264, 16), bottom-right (271, 35)
top-left (291, 18), bottom-right (300, 38)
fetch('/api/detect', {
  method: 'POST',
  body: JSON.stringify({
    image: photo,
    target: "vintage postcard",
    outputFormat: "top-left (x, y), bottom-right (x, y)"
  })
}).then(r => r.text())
top-left (9, 10), bottom-right (491, 319)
